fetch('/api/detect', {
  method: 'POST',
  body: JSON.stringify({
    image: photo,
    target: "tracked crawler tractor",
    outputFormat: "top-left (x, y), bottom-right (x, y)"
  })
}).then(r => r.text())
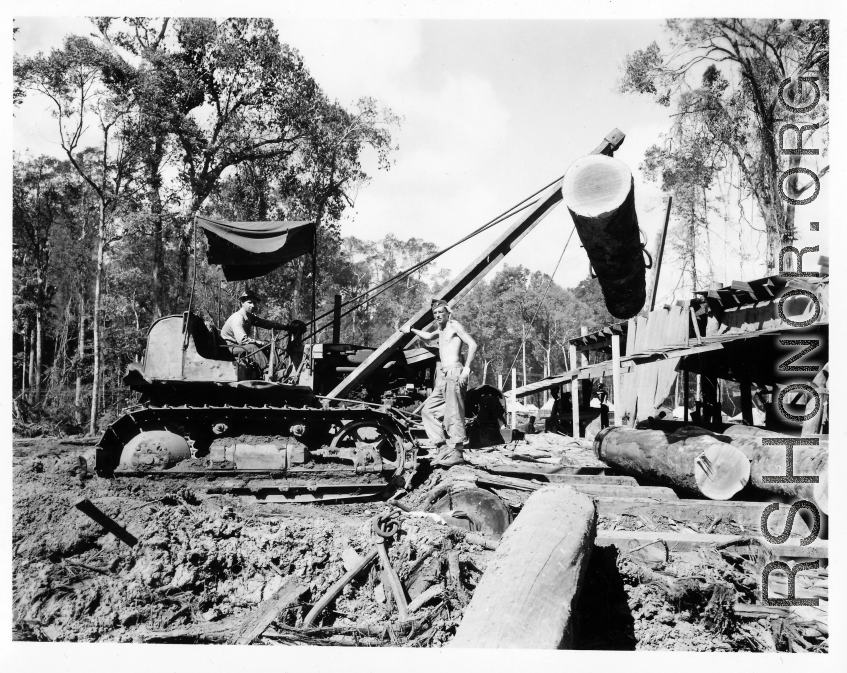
top-left (95, 129), bottom-right (628, 506)
top-left (95, 299), bottom-right (438, 503)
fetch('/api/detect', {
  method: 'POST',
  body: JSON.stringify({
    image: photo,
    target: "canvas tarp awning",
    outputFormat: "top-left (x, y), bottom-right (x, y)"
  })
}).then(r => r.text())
top-left (197, 216), bottom-right (316, 281)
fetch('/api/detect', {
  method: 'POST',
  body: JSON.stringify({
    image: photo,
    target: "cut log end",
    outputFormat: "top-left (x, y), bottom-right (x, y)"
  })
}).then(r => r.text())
top-left (694, 443), bottom-right (750, 500)
top-left (562, 154), bottom-right (633, 218)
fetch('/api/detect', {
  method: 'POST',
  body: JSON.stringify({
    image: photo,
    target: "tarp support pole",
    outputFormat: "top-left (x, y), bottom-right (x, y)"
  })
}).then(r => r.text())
top-left (332, 294), bottom-right (342, 343)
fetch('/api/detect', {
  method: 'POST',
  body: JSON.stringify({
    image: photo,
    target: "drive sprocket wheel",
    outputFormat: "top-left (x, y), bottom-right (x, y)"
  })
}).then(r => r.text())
top-left (329, 420), bottom-right (405, 476)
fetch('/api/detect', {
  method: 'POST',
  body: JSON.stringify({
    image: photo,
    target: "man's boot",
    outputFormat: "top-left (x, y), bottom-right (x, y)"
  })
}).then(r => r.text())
top-left (431, 444), bottom-right (466, 467)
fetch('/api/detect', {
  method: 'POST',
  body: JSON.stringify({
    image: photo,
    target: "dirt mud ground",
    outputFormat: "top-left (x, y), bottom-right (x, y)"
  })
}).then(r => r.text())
top-left (12, 437), bottom-right (827, 650)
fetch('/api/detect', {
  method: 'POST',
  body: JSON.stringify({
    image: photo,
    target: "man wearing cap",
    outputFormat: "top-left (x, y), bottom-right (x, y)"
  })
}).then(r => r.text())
top-left (400, 299), bottom-right (477, 466)
top-left (596, 382), bottom-right (610, 428)
top-left (221, 291), bottom-right (291, 371)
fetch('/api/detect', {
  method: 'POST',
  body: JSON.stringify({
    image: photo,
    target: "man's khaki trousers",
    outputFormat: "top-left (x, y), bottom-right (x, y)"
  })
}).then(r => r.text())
top-left (422, 364), bottom-right (467, 447)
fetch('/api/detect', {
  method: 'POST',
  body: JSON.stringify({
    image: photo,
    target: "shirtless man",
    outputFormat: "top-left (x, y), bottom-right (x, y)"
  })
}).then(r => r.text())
top-left (400, 299), bottom-right (477, 466)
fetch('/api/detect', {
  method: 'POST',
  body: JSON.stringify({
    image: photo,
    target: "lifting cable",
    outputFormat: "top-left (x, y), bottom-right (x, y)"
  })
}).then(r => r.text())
top-left (298, 174), bottom-right (565, 343)
top-left (503, 224), bottom-right (576, 390)
top-left (300, 198), bottom-right (538, 342)
top-left (249, 174), bottom-right (565, 354)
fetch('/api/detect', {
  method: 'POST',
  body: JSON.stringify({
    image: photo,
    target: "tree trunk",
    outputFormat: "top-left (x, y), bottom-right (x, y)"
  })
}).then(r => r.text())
top-left (450, 485), bottom-right (596, 649)
top-left (49, 300), bottom-right (72, 402)
top-left (721, 426), bottom-right (828, 514)
top-left (34, 280), bottom-right (44, 401)
top-left (594, 426), bottom-right (750, 500)
top-left (21, 321), bottom-right (30, 396)
top-left (89, 199), bottom-right (106, 435)
top-left (561, 154), bottom-right (646, 319)
top-left (781, 154), bottom-right (803, 270)
top-left (27, 319), bottom-right (36, 398)
top-left (521, 325), bottom-right (527, 387)
top-left (150, 180), bottom-right (165, 320)
top-left (482, 359), bottom-right (489, 385)
top-left (75, 293), bottom-right (85, 417)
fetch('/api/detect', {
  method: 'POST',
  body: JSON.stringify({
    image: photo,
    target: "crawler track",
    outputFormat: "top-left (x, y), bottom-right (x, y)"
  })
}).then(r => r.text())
top-left (95, 402), bottom-right (419, 503)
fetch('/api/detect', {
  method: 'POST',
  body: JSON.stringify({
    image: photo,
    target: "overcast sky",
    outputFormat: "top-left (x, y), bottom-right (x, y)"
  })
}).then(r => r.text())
top-left (12, 10), bottom-right (830, 307)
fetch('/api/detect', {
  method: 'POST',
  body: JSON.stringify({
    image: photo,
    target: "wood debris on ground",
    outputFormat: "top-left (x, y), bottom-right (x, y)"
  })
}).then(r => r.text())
top-left (12, 435), bottom-right (827, 651)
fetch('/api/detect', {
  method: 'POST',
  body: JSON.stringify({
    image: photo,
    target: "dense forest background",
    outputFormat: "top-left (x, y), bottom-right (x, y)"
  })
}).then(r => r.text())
top-left (13, 18), bottom-right (828, 436)
top-left (12, 18), bottom-right (613, 436)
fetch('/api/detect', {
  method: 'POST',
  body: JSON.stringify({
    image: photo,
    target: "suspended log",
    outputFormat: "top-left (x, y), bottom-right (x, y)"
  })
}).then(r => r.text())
top-left (721, 426), bottom-right (828, 514)
top-left (450, 485), bottom-right (596, 649)
top-left (561, 154), bottom-right (646, 319)
top-left (593, 427), bottom-right (750, 500)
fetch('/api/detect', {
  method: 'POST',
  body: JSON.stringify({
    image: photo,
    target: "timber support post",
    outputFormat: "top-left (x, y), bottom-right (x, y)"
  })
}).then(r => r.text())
top-left (611, 334), bottom-right (621, 427)
top-left (511, 368), bottom-right (517, 430)
top-left (569, 343), bottom-right (579, 437)
top-left (739, 381), bottom-right (753, 425)
top-left (579, 326), bottom-right (591, 412)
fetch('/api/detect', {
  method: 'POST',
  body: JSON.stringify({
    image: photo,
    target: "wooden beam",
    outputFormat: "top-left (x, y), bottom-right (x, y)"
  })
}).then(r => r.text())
top-left (569, 343), bottom-right (579, 438)
top-left (731, 280), bottom-right (756, 299)
top-left (74, 498), bottom-right (138, 547)
top-left (575, 338), bottom-right (612, 352)
top-left (486, 469), bottom-right (638, 486)
top-left (648, 196), bottom-right (672, 311)
top-left (611, 334), bottom-right (621, 427)
top-left (591, 127), bottom-right (626, 156)
top-left (739, 381), bottom-right (753, 425)
top-left (689, 306), bottom-right (702, 344)
top-left (595, 530), bottom-right (828, 559)
top-left (230, 578), bottom-right (307, 645)
top-left (594, 498), bottom-right (811, 538)
top-left (480, 477), bottom-right (680, 501)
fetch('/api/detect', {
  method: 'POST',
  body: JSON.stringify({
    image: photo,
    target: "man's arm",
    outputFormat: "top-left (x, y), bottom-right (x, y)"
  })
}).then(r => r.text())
top-left (399, 325), bottom-right (439, 341)
top-left (453, 321), bottom-right (477, 384)
top-left (250, 314), bottom-right (290, 332)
